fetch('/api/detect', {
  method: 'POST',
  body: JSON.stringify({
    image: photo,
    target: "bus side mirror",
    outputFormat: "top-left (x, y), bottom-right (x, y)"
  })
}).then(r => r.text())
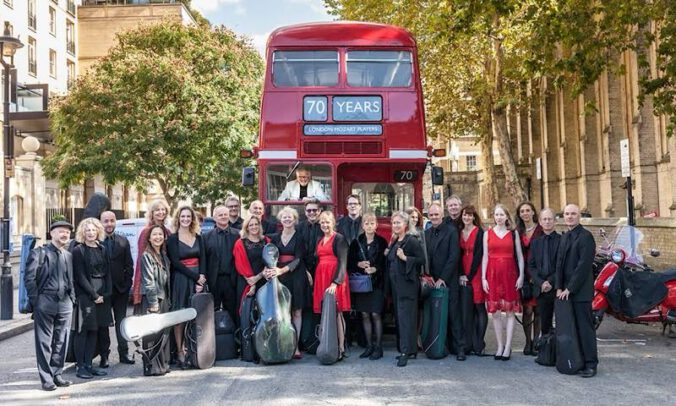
top-left (242, 167), bottom-right (255, 187)
top-left (431, 166), bottom-right (444, 185)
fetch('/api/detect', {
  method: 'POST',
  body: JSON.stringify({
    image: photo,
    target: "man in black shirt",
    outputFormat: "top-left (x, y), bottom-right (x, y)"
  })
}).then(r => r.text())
top-left (444, 195), bottom-right (463, 229)
top-left (529, 208), bottom-right (560, 336)
top-left (24, 221), bottom-right (76, 391)
top-left (204, 204), bottom-right (240, 324)
top-left (336, 194), bottom-right (363, 245)
top-left (100, 211), bottom-right (135, 366)
top-left (225, 196), bottom-right (244, 230)
top-left (296, 199), bottom-right (323, 351)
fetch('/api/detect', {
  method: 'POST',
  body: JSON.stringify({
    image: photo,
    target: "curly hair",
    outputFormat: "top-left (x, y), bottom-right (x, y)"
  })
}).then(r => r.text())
top-left (75, 217), bottom-right (105, 244)
top-left (172, 206), bottom-right (200, 235)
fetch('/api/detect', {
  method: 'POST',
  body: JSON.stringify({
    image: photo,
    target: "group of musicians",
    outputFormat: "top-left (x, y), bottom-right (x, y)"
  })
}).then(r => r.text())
top-left (24, 188), bottom-right (599, 390)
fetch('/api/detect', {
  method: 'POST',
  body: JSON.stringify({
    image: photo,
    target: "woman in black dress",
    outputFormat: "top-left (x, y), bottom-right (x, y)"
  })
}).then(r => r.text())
top-left (166, 206), bottom-right (207, 369)
top-left (387, 211), bottom-right (425, 367)
top-left (348, 213), bottom-right (387, 360)
top-left (234, 216), bottom-right (271, 307)
top-left (140, 225), bottom-right (172, 376)
top-left (265, 206), bottom-right (306, 358)
top-left (72, 218), bottom-right (111, 379)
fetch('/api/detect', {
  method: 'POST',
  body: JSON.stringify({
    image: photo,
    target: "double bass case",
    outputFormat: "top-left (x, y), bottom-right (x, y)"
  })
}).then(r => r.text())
top-left (316, 291), bottom-right (340, 365)
top-left (239, 295), bottom-right (258, 362)
top-left (421, 287), bottom-right (449, 359)
top-left (215, 310), bottom-right (238, 360)
top-left (186, 292), bottom-right (215, 369)
top-left (555, 299), bottom-right (584, 374)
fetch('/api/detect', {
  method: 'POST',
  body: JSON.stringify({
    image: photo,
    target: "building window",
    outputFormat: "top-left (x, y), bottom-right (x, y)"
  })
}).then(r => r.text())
top-left (50, 50), bottom-right (57, 78)
top-left (49, 7), bottom-right (57, 36)
top-left (67, 60), bottom-right (76, 89)
top-left (67, 0), bottom-right (76, 16)
top-left (28, 0), bottom-right (37, 30)
top-left (66, 20), bottom-right (75, 56)
top-left (28, 37), bottom-right (37, 76)
top-left (466, 155), bottom-right (477, 171)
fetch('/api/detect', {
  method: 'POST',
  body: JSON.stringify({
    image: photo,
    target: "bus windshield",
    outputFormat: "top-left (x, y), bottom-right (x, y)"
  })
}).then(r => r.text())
top-left (347, 51), bottom-right (412, 87)
top-left (272, 51), bottom-right (339, 87)
top-left (268, 163), bottom-right (332, 202)
top-left (351, 182), bottom-right (414, 217)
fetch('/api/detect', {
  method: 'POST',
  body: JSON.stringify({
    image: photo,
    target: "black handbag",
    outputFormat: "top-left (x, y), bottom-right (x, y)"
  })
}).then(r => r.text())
top-left (349, 273), bottom-right (373, 293)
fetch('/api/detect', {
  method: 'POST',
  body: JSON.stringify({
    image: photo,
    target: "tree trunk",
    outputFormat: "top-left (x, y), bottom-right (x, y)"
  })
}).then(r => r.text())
top-left (479, 109), bottom-right (499, 211)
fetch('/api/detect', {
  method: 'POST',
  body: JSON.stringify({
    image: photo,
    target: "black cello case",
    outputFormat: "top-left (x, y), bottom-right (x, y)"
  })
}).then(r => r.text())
top-left (555, 299), bottom-right (584, 374)
top-left (239, 295), bottom-right (258, 363)
top-left (215, 310), bottom-right (238, 360)
top-left (186, 292), bottom-right (215, 369)
top-left (316, 291), bottom-right (340, 365)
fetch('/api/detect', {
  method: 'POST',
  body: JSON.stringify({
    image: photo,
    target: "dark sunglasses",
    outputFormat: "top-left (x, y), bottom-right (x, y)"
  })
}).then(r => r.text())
top-left (305, 208), bottom-right (319, 213)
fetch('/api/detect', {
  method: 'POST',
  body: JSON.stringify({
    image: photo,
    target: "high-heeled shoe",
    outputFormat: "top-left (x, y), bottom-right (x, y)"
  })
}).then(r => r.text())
top-left (369, 346), bottom-right (383, 360)
top-left (397, 354), bottom-right (409, 367)
top-left (360, 346), bottom-right (374, 359)
top-left (494, 348), bottom-right (504, 360)
top-left (523, 342), bottom-right (532, 356)
top-left (501, 349), bottom-right (511, 361)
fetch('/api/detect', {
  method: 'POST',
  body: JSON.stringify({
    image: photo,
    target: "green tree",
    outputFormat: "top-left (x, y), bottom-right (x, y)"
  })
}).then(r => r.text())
top-left (43, 22), bottom-right (263, 209)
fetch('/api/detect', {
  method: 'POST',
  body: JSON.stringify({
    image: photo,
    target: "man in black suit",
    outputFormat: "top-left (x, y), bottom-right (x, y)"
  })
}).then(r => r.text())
top-left (555, 204), bottom-right (598, 377)
top-left (528, 208), bottom-right (560, 336)
top-left (296, 199), bottom-right (323, 351)
top-left (24, 221), bottom-right (76, 391)
top-left (204, 204), bottom-right (240, 324)
top-left (425, 202), bottom-right (466, 360)
top-left (444, 195), bottom-right (463, 229)
top-left (225, 196), bottom-right (244, 230)
top-left (336, 194), bottom-right (363, 245)
top-left (100, 211), bottom-right (135, 366)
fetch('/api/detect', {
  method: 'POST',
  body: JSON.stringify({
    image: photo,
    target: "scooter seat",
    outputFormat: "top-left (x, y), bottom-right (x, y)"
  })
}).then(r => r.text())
top-left (659, 269), bottom-right (676, 284)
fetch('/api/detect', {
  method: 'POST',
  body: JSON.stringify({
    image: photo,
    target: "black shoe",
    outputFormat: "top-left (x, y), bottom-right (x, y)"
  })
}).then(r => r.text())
top-left (369, 346), bottom-right (383, 360)
top-left (119, 354), bottom-right (135, 365)
top-left (475, 349), bottom-right (487, 357)
top-left (501, 350), bottom-right (511, 361)
top-left (580, 367), bottom-right (597, 378)
top-left (530, 342), bottom-right (538, 357)
top-left (54, 375), bottom-right (71, 387)
top-left (42, 382), bottom-right (57, 391)
top-left (523, 343), bottom-right (532, 356)
top-left (99, 356), bottom-right (109, 369)
top-left (76, 367), bottom-right (93, 379)
top-left (397, 354), bottom-right (409, 367)
top-left (359, 346), bottom-right (374, 359)
top-left (87, 367), bottom-right (108, 377)
top-left (456, 351), bottom-right (467, 361)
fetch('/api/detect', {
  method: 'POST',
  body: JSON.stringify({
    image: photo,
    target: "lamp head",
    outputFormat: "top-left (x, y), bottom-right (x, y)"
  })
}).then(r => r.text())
top-left (0, 22), bottom-right (24, 59)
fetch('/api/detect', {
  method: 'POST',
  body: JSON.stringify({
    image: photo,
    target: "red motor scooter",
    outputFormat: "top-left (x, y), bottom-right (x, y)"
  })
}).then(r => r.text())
top-left (592, 226), bottom-right (676, 336)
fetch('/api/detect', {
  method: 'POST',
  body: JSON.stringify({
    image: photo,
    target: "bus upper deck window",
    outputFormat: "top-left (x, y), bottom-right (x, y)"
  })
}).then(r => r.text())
top-left (347, 51), bottom-right (412, 88)
top-left (272, 51), bottom-right (339, 87)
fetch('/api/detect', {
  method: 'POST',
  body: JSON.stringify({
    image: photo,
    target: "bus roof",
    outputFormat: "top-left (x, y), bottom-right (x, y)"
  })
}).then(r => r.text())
top-left (267, 21), bottom-right (417, 48)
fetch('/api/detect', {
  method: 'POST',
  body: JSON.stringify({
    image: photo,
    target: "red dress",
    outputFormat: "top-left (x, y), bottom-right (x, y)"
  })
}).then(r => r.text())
top-left (486, 228), bottom-right (521, 314)
top-left (460, 227), bottom-right (484, 304)
top-left (313, 234), bottom-right (351, 314)
top-left (520, 228), bottom-right (541, 307)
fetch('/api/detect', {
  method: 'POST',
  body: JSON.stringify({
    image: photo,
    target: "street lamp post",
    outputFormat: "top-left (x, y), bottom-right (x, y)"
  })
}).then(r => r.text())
top-left (0, 22), bottom-right (24, 320)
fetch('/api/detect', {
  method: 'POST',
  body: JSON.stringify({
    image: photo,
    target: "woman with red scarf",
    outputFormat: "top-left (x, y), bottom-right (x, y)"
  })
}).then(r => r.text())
top-left (234, 216), bottom-right (271, 312)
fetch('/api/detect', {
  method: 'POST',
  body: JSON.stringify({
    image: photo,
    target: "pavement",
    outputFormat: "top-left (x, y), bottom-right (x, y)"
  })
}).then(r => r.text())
top-left (0, 288), bottom-right (33, 342)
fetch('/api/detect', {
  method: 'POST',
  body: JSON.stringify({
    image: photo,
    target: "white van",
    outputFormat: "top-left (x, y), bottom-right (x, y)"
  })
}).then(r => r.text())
top-left (114, 218), bottom-right (148, 269)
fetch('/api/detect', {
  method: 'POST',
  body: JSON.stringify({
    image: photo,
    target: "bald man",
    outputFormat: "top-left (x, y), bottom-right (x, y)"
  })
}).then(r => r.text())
top-left (555, 204), bottom-right (598, 377)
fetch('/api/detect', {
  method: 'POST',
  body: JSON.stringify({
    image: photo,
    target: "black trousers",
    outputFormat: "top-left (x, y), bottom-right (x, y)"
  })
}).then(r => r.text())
top-left (110, 289), bottom-right (130, 356)
top-left (446, 283), bottom-right (466, 354)
top-left (537, 290), bottom-right (556, 335)
top-left (572, 301), bottom-right (599, 369)
top-left (212, 273), bottom-right (238, 327)
top-left (33, 295), bottom-right (73, 385)
top-left (390, 275), bottom-right (418, 355)
top-left (460, 286), bottom-right (487, 353)
top-left (75, 329), bottom-right (97, 369)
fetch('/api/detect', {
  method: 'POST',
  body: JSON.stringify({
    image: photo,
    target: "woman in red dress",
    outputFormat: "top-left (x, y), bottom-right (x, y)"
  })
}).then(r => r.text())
top-left (313, 211), bottom-right (351, 360)
top-left (516, 202), bottom-right (544, 356)
top-left (481, 204), bottom-right (524, 361)
top-left (458, 205), bottom-right (487, 356)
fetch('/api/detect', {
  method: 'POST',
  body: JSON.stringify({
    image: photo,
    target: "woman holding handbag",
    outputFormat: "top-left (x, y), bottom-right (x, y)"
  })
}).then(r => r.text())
top-left (347, 213), bottom-right (387, 360)
top-left (516, 201), bottom-right (543, 356)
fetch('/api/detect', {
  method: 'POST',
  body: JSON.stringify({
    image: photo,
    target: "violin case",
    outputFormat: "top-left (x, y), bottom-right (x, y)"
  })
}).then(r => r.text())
top-left (555, 299), bottom-right (584, 374)
top-left (316, 291), bottom-right (340, 365)
top-left (186, 292), bottom-right (215, 369)
top-left (254, 278), bottom-right (297, 364)
top-left (421, 287), bottom-right (449, 359)
top-left (215, 310), bottom-right (238, 360)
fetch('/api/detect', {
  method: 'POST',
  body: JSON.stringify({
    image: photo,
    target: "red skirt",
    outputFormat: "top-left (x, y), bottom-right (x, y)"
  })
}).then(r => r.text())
top-left (486, 257), bottom-right (521, 313)
top-left (313, 257), bottom-right (351, 314)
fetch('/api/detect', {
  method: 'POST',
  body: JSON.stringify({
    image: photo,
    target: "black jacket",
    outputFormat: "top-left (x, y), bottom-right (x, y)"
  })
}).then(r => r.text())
top-left (105, 233), bottom-right (133, 294)
top-left (555, 225), bottom-right (596, 302)
top-left (229, 217), bottom-right (244, 231)
top-left (529, 231), bottom-right (561, 297)
top-left (72, 243), bottom-right (112, 300)
top-left (347, 233), bottom-right (387, 288)
top-left (336, 215), bottom-right (363, 245)
top-left (464, 227), bottom-right (484, 282)
top-left (329, 233), bottom-right (349, 285)
top-left (203, 225), bottom-right (239, 291)
top-left (297, 219), bottom-right (322, 275)
top-left (387, 234), bottom-right (425, 299)
top-left (166, 233), bottom-right (207, 282)
top-left (24, 243), bottom-right (75, 306)
top-left (425, 222), bottom-right (461, 285)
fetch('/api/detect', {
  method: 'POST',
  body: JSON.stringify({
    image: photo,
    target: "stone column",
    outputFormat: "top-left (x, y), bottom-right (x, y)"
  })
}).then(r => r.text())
top-left (14, 136), bottom-right (46, 242)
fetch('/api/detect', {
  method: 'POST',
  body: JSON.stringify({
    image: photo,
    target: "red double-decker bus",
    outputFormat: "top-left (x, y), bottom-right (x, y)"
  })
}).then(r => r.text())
top-left (246, 21), bottom-right (439, 225)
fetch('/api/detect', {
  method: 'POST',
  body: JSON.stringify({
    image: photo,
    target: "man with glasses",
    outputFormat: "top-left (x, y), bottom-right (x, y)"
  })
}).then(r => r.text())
top-left (296, 199), bottom-right (323, 352)
top-left (278, 166), bottom-right (328, 202)
top-left (225, 196), bottom-right (243, 230)
top-left (337, 194), bottom-right (363, 245)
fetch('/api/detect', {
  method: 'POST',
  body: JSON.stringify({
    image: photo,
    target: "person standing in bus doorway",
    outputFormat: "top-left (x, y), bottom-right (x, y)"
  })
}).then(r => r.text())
top-left (277, 166), bottom-right (328, 202)
top-left (444, 195), bottom-right (463, 230)
top-left (337, 194), bottom-right (363, 245)
top-left (225, 196), bottom-right (244, 231)
top-left (248, 200), bottom-right (279, 236)
top-left (204, 204), bottom-right (240, 325)
top-left (25, 221), bottom-right (76, 391)
top-left (425, 203), bottom-right (466, 361)
top-left (296, 199), bottom-right (323, 353)
top-left (99, 211), bottom-right (135, 366)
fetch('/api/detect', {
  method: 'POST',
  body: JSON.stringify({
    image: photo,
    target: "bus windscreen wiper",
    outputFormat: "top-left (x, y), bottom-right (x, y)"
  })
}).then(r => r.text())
top-left (286, 161), bottom-right (302, 180)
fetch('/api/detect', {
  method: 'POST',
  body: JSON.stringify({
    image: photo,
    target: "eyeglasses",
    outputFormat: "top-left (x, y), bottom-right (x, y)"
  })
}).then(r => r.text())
top-left (297, 176), bottom-right (310, 179)
top-left (305, 209), bottom-right (318, 213)
top-left (226, 205), bottom-right (239, 209)
top-left (347, 202), bottom-right (360, 206)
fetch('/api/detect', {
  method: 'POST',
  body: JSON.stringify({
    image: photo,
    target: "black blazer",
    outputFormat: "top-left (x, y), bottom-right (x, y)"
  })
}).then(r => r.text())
top-left (72, 243), bottom-right (112, 300)
top-left (347, 233), bottom-right (387, 288)
top-left (24, 243), bottom-right (76, 305)
top-left (166, 233), bottom-right (207, 282)
top-left (529, 231), bottom-right (561, 297)
top-left (464, 227), bottom-right (484, 282)
top-left (106, 233), bottom-right (134, 294)
top-left (555, 225), bottom-right (596, 302)
top-left (203, 226), bottom-right (239, 292)
top-left (336, 215), bottom-right (363, 245)
top-left (297, 220), bottom-right (322, 274)
top-left (425, 222), bottom-right (460, 285)
top-left (387, 234), bottom-right (425, 299)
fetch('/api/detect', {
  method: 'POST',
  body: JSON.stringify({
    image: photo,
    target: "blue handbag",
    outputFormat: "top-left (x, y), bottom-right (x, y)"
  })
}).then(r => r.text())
top-left (349, 273), bottom-right (373, 293)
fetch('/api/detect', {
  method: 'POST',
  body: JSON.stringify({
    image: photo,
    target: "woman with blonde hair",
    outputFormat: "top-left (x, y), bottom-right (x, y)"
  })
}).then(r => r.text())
top-left (234, 215), bottom-right (271, 311)
top-left (71, 218), bottom-right (111, 379)
top-left (166, 205), bottom-right (206, 369)
top-left (481, 204), bottom-right (524, 361)
top-left (132, 199), bottom-right (171, 308)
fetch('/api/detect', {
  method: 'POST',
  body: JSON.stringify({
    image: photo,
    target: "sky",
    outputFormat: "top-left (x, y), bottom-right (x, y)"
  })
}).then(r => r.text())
top-left (191, 0), bottom-right (334, 55)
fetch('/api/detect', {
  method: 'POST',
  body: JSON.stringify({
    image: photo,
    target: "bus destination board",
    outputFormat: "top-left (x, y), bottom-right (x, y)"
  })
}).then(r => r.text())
top-left (304, 124), bottom-right (382, 136)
